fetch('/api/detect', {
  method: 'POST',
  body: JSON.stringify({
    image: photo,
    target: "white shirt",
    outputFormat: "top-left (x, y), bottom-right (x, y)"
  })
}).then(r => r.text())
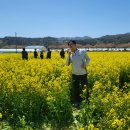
top-left (66, 49), bottom-right (90, 75)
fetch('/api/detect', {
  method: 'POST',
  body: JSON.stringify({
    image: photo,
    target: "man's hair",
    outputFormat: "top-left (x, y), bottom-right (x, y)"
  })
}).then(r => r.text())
top-left (68, 40), bottom-right (76, 45)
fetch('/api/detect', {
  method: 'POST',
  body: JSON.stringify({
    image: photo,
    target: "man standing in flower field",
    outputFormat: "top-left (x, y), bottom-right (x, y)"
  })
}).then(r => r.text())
top-left (22, 48), bottom-right (28, 60)
top-left (66, 40), bottom-right (90, 108)
top-left (60, 48), bottom-right (65, 58)
top-left (34, 48), bottom-right (38, 58)
top-left (46, 48), bottom-right (52, 59)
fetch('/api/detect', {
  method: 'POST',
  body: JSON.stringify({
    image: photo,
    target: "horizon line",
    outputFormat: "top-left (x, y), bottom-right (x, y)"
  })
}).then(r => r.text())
top-left (0, 32), bottom-right (130, 39)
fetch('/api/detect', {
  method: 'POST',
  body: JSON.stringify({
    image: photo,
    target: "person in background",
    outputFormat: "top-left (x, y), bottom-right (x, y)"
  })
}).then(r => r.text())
top-left (22, 48), bottom-right (28, 60)
top-left (34, 48), bottom-right (38, 58)
top-left (40, 50), bottom-right (44, 59)
top-left (60, 48), bottom-right (65, 58)
top-left (66, 40), bottom-right (90, 108)
top-left (46, 48), bottom-right (51, 59)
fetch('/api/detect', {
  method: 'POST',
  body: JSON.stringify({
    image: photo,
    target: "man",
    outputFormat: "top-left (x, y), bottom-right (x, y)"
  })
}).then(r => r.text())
top-left (66, 40), bottom-right (90, 108)
top-left (40, 50), bottom-right (44, 59)
top-left (60, 48), bottom-right (65, 58)
top-left (34, 48), bottom-right (38, 58)
top-left (46, 48), bottom-right (52, 59)
top-left (22, 48), bottom-right (28, 60)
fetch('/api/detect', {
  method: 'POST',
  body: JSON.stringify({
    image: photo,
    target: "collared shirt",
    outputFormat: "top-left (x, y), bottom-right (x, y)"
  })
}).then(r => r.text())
top-left (66, 49), bottom-right (90, 75)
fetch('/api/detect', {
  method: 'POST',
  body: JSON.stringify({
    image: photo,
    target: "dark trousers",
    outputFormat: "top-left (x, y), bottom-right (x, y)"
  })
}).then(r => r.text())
top-left (71, 74), bottom-right (89, 103)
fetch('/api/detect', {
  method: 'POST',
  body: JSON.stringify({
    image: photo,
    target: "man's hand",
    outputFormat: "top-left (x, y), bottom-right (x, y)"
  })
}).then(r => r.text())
top-left (68, 50), bottom-right (71, 56)
top-left (81, 63), bottom-right (87, 69)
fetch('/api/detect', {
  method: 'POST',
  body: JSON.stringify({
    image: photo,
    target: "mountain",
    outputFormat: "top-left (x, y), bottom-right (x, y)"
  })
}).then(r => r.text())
top-left (95, 33), bottom-right (130, 44)
top-left (0, 33), bottom-right (130, 48)
top-left (0, 36), bottom-right (59, 48)
top-left (58, 36), bottom-right (92, 42)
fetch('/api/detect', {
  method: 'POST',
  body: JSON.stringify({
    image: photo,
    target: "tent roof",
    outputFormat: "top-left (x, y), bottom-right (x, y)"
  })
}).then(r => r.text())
top-left (25, 45), bottom-right (46, 49)
top-left (25, 45), bottom-right (47, 51)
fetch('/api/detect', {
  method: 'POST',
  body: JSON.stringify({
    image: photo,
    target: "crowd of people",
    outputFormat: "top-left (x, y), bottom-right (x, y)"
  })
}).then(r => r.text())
top-left (21, 48), bottom-right (65, 60)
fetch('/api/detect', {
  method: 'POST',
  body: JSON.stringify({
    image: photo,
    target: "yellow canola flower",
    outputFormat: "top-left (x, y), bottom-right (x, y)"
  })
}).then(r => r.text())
top-left (47, 95), bottom-right (55, 102)
top-left (112, 118), bottom-right (126, 128)
top-left (88, 124), bottom-right (94, 130)
top-left (79, 128), bottom-right (84, 130)
top-left (1, 52), bottom-right (130, 129)
top-left (87, 124), bottom-right (99, 130)
top-left (0, 113), bottom-right (2, 119)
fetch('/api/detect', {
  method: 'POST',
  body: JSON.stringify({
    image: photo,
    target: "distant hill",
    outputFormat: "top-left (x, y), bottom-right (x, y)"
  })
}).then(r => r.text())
top-left (0, 33), bottom-right (130, 48)
top-left (96, 33), bottom-right (130, 44)
top-left (77, 33), bottom-right (130, 46)
top-left (0, 36), bottom-right (59, 48)
top-left (58, 36), bottom-right (92, 42)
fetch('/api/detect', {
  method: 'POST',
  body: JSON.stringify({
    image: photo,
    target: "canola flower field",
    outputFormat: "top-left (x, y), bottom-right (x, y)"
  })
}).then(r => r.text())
top-left (0, 52), bottom-right (130, 130)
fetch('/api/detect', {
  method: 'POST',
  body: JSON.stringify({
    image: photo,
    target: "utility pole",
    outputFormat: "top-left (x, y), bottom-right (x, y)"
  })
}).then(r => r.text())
top-left (15, 32), bottom-right (17, 53)
top-left (46, 41), bottom-right (48, 49)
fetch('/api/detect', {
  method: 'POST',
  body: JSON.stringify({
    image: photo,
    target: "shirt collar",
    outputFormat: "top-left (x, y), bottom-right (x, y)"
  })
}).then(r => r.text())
top-left (72, 49), bottom-right (79, 55)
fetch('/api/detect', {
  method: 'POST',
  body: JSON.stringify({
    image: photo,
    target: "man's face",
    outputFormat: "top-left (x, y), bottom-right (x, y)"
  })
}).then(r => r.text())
top-left (68, 42), bottom-right (76, 52)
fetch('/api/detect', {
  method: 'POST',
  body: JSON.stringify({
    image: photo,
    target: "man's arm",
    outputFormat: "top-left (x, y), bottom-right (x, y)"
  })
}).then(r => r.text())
top-left (84, 51), bottom-right (90, 65)
top-left (81, 51), bottom-right (90, 68)
top-left (66, 51), bottom-right (71, 66)
top-left (66, 56), bottom-right (71, 66)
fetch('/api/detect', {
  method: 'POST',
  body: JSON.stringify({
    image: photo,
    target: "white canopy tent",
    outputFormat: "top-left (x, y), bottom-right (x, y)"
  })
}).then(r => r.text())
top-left (25, 45), bottom-right (47, 52)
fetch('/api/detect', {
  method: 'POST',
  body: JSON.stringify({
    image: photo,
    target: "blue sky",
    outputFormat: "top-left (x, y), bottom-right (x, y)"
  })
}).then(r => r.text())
top-left (0, 0), bottom-right (130, 38)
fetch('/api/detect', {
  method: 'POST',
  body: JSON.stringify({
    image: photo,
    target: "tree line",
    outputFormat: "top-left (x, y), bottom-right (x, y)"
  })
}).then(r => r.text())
top-left (0, 33), bottom-right (130, 48)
